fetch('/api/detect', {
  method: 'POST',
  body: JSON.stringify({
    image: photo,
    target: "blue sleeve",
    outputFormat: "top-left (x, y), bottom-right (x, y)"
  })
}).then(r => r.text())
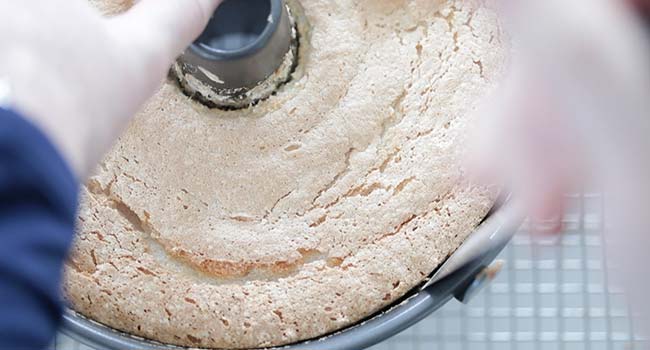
top-left (0, 108), bottom-right (78, 350)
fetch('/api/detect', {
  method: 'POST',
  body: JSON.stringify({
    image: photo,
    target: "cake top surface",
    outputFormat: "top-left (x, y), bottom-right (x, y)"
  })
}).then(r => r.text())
top-left (65, 0), bottom-right (505, 348)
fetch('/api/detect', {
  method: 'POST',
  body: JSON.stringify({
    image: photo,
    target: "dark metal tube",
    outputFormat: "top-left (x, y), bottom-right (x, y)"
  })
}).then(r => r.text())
top-left (174, 0), bottom-right (296, 108)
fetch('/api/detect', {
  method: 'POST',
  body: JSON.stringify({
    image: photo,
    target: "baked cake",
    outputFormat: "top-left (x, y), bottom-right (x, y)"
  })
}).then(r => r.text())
top-left (64, 0), bottom-right (505, 348)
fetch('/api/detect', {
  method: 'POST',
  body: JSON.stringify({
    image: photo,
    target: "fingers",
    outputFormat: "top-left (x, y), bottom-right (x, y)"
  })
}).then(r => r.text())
top-left (106, 0), bottom-right (222, 89)
top-left (467, 64), bottom-right (574, 238)
top-left (527, 183), bottom-right (565, 236)
top-left (120, 0), bottom-right (221, 56)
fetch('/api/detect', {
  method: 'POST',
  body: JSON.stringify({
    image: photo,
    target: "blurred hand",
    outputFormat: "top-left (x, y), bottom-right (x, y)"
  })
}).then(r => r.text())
top-left (0, 0), bottom-right (222, 178)
top-left (470, 0), bottom-right (650, 235)
top-left (470, 0), bottom-right (650, 332)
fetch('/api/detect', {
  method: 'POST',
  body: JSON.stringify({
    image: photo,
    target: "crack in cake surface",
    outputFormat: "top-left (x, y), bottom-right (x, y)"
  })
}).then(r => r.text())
top-left (65, 0), bottom-right (507, 348)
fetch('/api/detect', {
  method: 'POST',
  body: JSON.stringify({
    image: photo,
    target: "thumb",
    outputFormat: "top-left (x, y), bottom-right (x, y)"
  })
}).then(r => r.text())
top-left (107, 0), bottom-right (222, 88)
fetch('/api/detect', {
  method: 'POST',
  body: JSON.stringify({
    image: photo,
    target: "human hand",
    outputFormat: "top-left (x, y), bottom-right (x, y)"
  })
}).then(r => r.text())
top-left (0, 0), bottom-right (222, 178)
top-left (469, 0), bottom-right (650, 235)
top-left (470, 0), bottom-right (650, 332)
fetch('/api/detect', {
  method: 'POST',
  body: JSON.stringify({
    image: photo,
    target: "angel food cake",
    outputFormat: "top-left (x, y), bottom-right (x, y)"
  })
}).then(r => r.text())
top-left (64, 0), bottom-right (506, 348)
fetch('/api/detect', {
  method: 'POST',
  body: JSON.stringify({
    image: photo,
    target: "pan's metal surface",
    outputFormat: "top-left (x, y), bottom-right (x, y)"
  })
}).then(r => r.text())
top-left (61, 197), bottom-right (522, 350)
top-left (424, 193), bottom-right (523, 288)
top-left (174, 0), bottom-right (298, 109)
top-left (180, 0), bottom-right (291, 90)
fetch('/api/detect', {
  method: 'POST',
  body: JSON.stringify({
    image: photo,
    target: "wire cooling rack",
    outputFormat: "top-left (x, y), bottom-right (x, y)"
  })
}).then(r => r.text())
top-left (54, 193), bottom-right (647, 350)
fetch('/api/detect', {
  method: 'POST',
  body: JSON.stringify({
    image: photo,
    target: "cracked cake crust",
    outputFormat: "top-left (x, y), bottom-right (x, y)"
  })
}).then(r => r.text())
top-left (64, 0), bottom-right (506, 348)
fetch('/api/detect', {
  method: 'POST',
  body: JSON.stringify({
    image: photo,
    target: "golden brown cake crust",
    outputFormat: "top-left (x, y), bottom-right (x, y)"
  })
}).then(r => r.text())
top-left (65, 0), bottom-right (505, 348)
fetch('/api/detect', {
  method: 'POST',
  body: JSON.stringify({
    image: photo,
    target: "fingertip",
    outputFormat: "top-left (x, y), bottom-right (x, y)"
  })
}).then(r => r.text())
top-left (111, 0), bottom-right (223, 62)
top-left (531, 216), bottom-right (564, 236)
top-left (528, 189), bottom-right (566, 236)
top-left (104, 0), bottom-right (225, 96)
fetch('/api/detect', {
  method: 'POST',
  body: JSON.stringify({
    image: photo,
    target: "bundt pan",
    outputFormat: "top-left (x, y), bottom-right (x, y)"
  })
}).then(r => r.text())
top-left (61, 195), bottom-right (523, 350)
top-left (63, 0), bottom-right (521, 347)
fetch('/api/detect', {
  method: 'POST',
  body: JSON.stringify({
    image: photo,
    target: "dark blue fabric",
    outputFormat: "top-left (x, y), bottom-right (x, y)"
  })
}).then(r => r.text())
top-left (0, 108), bottom-right (78, 350)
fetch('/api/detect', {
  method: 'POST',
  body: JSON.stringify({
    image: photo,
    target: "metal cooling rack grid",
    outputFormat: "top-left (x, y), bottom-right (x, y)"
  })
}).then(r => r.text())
top-left (55, 193), bottom-right (648, 350)
top-left (370, 193), bottom-right (646, 350)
